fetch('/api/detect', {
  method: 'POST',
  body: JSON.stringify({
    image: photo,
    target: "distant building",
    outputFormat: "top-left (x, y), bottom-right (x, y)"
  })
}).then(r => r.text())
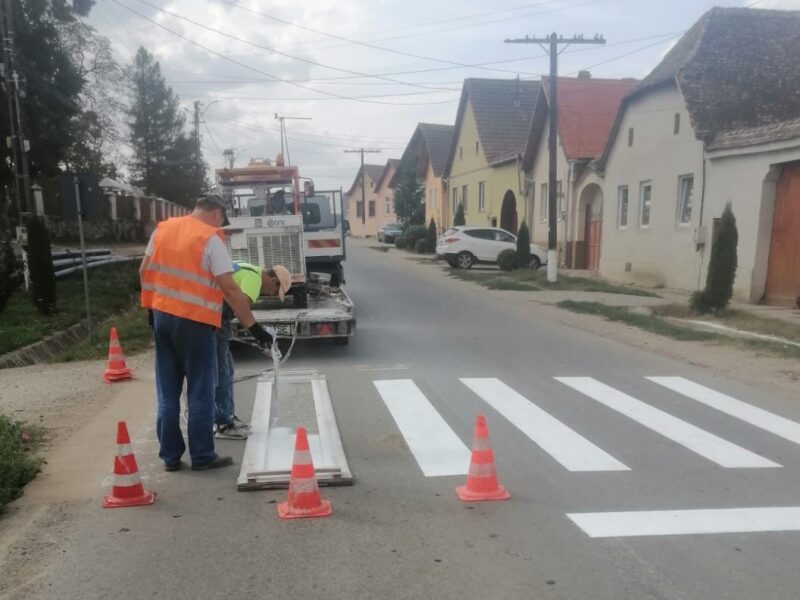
top-left (345, 162), bottom-right (394, 238)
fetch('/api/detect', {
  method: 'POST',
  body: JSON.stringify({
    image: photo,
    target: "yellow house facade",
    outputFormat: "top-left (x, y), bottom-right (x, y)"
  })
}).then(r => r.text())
top-left (444, 79), bottom-right (538, 234)
top-left (345, 163), bottom-right (385, 238)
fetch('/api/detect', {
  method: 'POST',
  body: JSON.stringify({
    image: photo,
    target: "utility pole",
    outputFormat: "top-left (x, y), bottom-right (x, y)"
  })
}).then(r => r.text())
top-left (505, 33), bottom-right (605, 282)
top-left (274, 114), bottom-right (311, 166)
top-left (344, 148), bottom-right (380, 226)
top-left (1, 0), bottom-right (32, 221)
top-left (193, 100), bottom-right (201, 191)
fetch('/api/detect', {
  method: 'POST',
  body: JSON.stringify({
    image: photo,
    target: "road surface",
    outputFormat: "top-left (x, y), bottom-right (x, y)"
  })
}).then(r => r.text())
top-left (20, 243), bottom-right (800, 599)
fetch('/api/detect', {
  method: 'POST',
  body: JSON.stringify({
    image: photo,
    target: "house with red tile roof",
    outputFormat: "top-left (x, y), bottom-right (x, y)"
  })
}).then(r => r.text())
top-left (522, 73), bottom-right (635, 269)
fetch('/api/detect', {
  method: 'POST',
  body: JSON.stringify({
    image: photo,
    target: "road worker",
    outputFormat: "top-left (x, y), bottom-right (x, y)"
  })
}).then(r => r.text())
top-left (139, 195), bottom-right (272, 472)
top-left (214, 262), bottom-right (291, 439)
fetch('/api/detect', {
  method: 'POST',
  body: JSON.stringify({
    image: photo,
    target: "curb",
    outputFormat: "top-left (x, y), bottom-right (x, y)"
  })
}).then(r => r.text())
top-left (0, 322), bottom-right (90, 369)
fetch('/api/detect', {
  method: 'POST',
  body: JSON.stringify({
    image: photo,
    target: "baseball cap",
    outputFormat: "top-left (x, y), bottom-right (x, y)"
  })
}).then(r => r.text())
top-left (198, 194), bottom-right (230, 226)
top-left (272, 265), bottom-right (292, 301)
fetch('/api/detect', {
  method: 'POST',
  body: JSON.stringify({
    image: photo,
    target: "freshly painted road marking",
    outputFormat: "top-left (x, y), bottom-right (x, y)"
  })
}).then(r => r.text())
top-left (567, 507), bottom-right (800, 538)
top-left (555, 377), bottom-right (780, 469)
top-left (374, 379), bottom-right (470, 477)
top-left (649, 376), bottom-right (800, 446)
top-left (461, 378), bottom-right (629, 472)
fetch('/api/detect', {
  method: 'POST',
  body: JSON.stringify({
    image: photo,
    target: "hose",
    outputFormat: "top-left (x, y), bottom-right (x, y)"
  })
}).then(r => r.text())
top-left (232, 311), bottom-right (305, 383)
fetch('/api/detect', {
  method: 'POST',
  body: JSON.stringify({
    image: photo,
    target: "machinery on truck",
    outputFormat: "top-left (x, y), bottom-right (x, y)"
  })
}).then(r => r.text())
top-left (216, 156), bottom-right (354, 346)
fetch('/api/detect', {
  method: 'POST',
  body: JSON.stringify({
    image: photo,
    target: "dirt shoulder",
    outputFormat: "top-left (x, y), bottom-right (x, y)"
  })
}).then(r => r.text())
top-left (367, 243), bottom-right (800, 401)
top-left (0, 352), bottom-right (156, 598)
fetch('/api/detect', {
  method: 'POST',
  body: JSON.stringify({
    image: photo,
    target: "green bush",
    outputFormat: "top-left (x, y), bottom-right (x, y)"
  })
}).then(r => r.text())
top-left (395, 236), bottom-right (408, 249)
top-left (453, 203), bottom-right (465, 227)
top-left (498, 249), bottom-right (520, 272)
top-left (26, 216), bottom-right (56, 315)
top-left (404, 225), bottom-right (427, 250)
top-left (414, 239), bottom-right (428, 254)
top-left (516, 221), bottom-right (531, 267)
top-left (694, 204), bottom-right (738, 314)
top-left (426, 219), bottom-right (437, 253)
top-left (0, 414), bottom-right (42, 514)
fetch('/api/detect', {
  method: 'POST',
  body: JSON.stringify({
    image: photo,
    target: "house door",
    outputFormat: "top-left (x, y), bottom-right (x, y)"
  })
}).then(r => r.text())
top-left (765, 163), bottom-right (800, 305)
top-left (584, 192), bottom-right (603, 271)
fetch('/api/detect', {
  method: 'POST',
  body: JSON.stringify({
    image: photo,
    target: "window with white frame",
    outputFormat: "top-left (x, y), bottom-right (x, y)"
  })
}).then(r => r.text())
top-left (478, 181), bottom-right (485, 212)
top-left (452, 187), bottom-right (459, 214)
top-left (556, 180), bottom-right (563, 220)
top-left (540, 183), bottom-right (548, 222)
top-left (385, 197), bottom-right (392, 215)
top-left (618, 185), bottom-right (629, 228)
top-left (677, 175), bottom-right (694, 225)
top-left (462, 185), bottom-right (468, 213)
top-left (639, 181), bottom-right (652, 227)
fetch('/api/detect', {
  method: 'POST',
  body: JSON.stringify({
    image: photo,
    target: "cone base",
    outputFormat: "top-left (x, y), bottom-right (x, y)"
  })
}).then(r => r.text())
top-left (102, 490), bottom-right (156, 508)
top-left (277, 499), bottom-right (332, 520)
top-left (103, 370), bottom-right (133, 383)
top-left (456, 484), bottom-right (510, 502)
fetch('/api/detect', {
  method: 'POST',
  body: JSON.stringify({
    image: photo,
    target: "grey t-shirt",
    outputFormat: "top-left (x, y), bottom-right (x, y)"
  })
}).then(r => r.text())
top-left (145, 231), bottom-right (233, 277)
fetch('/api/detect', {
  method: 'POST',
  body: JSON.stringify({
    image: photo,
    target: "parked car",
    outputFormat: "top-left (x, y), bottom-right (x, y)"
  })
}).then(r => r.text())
top-left (436, 226), bottom-right (547, 270)
top-left (378, 222), bottom-right (403, 243)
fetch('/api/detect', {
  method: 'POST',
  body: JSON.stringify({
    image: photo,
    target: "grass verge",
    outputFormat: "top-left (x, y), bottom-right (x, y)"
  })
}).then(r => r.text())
top-left (54, 307), bottom-right (152, 362)
top-left (0, 414), bottom-right (44, 515)
top-left (449, 268), bottom-right (659, 297)
top-left (559, 300), bottom-right (800, 359)
top-left (0, 261), bottom-right (141, 356)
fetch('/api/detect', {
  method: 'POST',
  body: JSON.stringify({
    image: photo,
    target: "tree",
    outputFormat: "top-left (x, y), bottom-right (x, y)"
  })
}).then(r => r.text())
top-left (426, 219), bottom-right (437, 253)
top-left (516, 221), bottom-right (531, 267)
top-left (0, 1), bottom-right (94, 213)
top-left (26, 216), bottom-right (56, 315)
top-left (453, 203), bottom-right (465, 227)
top-left (691, 204), bottom-right (738, 314)
top-left (393, 159), bottom-right (424, 225)
top-left (128, 48), bottom-right (202, 205)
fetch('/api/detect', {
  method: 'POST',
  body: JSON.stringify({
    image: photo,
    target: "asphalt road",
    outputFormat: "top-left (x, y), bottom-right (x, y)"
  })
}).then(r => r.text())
top-left (30, 243), bottom-right (800, 599)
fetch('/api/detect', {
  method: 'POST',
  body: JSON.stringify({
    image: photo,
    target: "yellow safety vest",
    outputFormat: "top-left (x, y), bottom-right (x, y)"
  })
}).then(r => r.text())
top-left (232, 262), bottom-right (263, 303)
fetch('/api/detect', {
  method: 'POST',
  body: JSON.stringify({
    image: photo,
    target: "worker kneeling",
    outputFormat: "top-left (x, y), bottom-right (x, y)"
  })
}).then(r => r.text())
top-left (215, 262), bottom-right (291, 440)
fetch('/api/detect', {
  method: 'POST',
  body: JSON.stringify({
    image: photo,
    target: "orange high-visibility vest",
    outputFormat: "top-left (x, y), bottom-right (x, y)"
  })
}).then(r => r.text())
top-left (141, 216), bottom-right (225, 327)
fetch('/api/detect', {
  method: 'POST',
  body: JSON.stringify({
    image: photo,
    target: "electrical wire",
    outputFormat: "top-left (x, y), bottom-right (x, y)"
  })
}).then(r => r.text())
top-left (110, 0), bottom-right (469, 106)
top-left (203, 120), bottom-right (223, 155)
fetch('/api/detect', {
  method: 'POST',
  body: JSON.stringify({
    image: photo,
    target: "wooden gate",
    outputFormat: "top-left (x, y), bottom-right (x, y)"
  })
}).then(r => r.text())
top-left (584, 203), bottom-right (602, 271)
top-left (765, 163), bottom-right (800, 305)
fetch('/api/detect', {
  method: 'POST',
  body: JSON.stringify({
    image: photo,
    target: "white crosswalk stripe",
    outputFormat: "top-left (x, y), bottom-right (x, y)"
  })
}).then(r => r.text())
top-left (648, 376), bottom-right (800, 446)
top-left (373, 379), bottom-right (471, 477)
top-left (555, 377), bottom-right (780, 469)
top-left (461, 378), bottom-right (629, 472)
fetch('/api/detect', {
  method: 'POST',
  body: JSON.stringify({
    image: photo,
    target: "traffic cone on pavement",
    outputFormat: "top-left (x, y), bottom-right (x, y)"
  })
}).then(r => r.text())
top-left (103, 327), bottom-right (133, 383)
top-left (456, 415), bottom-right (510, 502)
top-left (102, 421), bottom-right (156, 508)
top-left (277, 427), bottom-right (333, 519)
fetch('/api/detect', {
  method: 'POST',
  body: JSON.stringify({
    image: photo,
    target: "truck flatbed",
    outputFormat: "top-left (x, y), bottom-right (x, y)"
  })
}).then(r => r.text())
top-left (231, 286), bottom-right (355, 343)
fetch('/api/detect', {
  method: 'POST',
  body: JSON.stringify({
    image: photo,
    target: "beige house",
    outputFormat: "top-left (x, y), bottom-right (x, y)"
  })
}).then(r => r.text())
top-left (444, 78), bottom-right (539, 234)
top-left (594, 7), bottom-right (800, 305)
top-left (522, 75), bottom-right (635, 269)
top-left (345, 163), bottom-right (385, 238)
top-left (373, 159), bottom-right (400, 231)
top-left (391, 123), bottom-right (454, 232)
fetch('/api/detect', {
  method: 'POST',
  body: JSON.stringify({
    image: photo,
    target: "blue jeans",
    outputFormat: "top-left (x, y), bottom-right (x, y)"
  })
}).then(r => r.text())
top-left (153, 310), bottom-right (218, 466)
top-left (214, 319), bottom-right (235, 427)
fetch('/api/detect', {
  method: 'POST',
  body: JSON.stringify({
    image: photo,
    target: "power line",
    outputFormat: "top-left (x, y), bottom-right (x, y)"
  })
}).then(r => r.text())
top-left (203, 120), bottom-right (222, 155)
top-left (126, 0), bottom-right (467, 90)
top-left (110, 0), bottom-right (468, 107)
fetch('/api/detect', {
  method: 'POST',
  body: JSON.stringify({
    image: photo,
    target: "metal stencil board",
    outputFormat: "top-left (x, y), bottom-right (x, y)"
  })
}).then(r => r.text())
top-left (237, 370), bottom-right (353, 490)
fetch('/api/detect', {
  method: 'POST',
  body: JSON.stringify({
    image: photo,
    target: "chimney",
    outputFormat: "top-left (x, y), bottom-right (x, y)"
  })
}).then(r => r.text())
top-left (577, 70), bottom-right (592, 79)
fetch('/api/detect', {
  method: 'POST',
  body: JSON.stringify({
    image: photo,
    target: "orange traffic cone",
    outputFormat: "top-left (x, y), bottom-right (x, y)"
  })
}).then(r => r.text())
top-left (456, 415), bottom-right (510, 502)
top-left (102, 421), bottom-right (156, 508)
top-left (103, 327), bottom-right (133, 383)
top-left (277, 427), bottom-right (333, 519)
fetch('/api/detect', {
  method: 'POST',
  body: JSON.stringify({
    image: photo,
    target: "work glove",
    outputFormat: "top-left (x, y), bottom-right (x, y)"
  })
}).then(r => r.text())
top-left (248, 322), bottom-right (273, 349)
top-left (148, 310), bottom-right (154, 330)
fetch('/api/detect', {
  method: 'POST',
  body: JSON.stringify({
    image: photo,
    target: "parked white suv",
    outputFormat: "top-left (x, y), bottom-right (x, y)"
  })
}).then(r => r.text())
top-left (436, 226), bottom-right (547, 269)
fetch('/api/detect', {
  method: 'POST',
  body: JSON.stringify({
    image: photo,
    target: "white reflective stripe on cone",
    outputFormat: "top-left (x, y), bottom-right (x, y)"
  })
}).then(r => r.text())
top-left (112, 472), bottom-right (143, 487)
top-left (289, 477), bottom-right (319, 493)
top-left (117, 444), bottom-right (134, 456)
top-left (468, 462), bottom-right (497, 477)
top-left (141, 283), bottom-right (222, 312)
top-left (472, 436), bottom-right (492, 451)
top-left (292, 450), bottom-right (313, 465)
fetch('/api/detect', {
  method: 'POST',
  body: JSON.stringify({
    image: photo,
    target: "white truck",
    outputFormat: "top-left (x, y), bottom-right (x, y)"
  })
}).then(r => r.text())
top-left (216, 156), bottom-right (355, 346)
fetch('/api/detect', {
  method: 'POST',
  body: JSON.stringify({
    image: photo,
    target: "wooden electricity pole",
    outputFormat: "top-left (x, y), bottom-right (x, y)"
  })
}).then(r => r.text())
top-left (504, 33), bottom-right (605, 282)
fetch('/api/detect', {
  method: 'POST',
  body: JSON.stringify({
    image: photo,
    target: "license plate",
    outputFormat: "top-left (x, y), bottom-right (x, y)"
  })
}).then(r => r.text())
top-left (272, 323), bottom-right (293, 336)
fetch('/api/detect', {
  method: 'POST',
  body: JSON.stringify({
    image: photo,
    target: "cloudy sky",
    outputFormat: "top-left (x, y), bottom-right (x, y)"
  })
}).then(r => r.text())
top-left (89, 0), bottom-right (800, 190)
